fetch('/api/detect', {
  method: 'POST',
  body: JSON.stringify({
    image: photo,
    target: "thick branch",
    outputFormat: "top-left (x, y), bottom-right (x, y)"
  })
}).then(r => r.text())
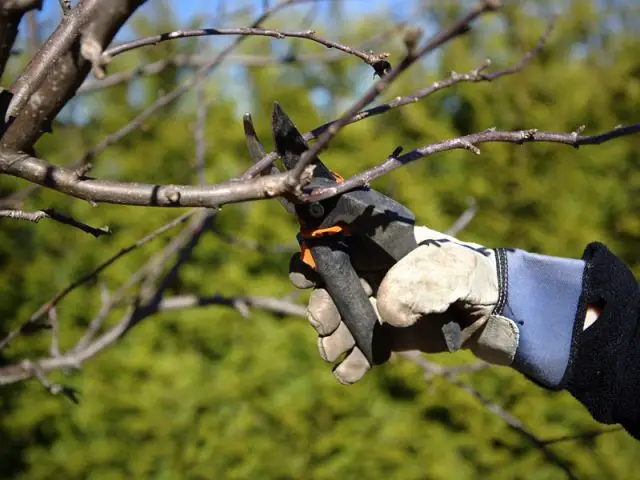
top-left (305, 124), bottom-right (640, 201)
top-left (0, 150), bottom-right (312, 208)
top-left (0, 0), bottom-right (41, 79)
top-left (4, 0), bottom-right (102, 121)
top-left (1, 0), bottom-right (146, 151)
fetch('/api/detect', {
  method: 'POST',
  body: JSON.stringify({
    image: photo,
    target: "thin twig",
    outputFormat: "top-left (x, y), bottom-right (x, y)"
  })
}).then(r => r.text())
top-left (73, 280), bottom-right (110, 352)
top-left (76, 0), bottom-right (306, 166)
top-left (20, 360), bottom-right (79, 403)
top-left (306, 16), bottom-right (555, 141)
top-left (101, 27), bottom-right (388, 69)
top-left (0, 210), bottom-right (198, 350)
top-left (305, 124), bottom-right (640, 201)
top-left (446, 198), bottom-right (477, 236)
top-left (540, 427), bottom-right (623, 445)
top-left (158, 294), bottom-right (306, 317)
top-left (194, 83), bottom-right (207, 184)
top-left (48, 307), bottom-right (60, 357)
top-left (287, 0), bottom-right (499, 184)
top-left (77, 53), bottom-right (346, 94)
top-left (0, 208), bottom-right (46, 222)
top-left (0, 208), bottom-right (111, 237)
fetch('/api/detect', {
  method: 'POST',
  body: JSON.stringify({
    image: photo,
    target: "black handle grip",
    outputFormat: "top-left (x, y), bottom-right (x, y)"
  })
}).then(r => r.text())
top-left (308, 236), bottom-right (390, 365)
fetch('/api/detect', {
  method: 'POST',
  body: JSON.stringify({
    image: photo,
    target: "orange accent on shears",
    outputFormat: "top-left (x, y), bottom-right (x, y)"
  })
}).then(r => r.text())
top-left (331, 171), bottom-right (344, 183)
top-left (296, 170), bottom-right (346, 269)
top-left (298, 225), bottom-right (351, 270)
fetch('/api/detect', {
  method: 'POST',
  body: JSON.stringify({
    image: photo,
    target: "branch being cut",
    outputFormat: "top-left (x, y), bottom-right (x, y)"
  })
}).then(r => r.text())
top-left (0, 150), bottom-right (314, 208)
top-left (305, 123), bottom-right (640, 201)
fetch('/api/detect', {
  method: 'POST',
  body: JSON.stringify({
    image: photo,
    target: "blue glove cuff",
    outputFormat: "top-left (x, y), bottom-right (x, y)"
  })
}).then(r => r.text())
top-left (495, 249), bottom-right (585, 388)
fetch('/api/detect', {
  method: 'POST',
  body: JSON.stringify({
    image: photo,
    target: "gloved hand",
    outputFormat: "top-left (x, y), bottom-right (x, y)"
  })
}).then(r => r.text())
top-left (290, 226), bottom-right (586, 387)
top-left (289, 226), bottom-right (519, 384)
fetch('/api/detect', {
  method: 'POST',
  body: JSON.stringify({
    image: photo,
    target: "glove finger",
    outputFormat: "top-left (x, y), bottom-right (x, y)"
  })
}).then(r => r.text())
top-left (288, 253), bottom-right (320, 289)
top-left (307, 288), bottom-right (341, 336)
top-left (333, 347), bottom-right (370, 385)
top-left (318, 321), bottom-right (355, 362)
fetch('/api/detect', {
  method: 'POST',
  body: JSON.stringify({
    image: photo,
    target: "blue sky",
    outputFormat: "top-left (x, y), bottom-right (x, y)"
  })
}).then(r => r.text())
top-left (34, 0), bottom-right (423, 43)
top-left (27, 0), bottom-right (430, 121)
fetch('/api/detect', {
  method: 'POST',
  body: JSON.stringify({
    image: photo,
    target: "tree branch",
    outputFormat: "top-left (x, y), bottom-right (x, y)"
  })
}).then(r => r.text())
top-left (4, 0), bottom-right (102, 121)
top-left (0, 0), bottom-right (42, 79)
top-left (305, 124), bottom-right (640, 201)
top-left (0, 149), bottom-right (314, 208)
top-left (0, 291), bottom-right (305, 385)
top-left (287, 0), bottom-right (500, 183)
top-left (305, 16), bottom-right (556, 141)
top-left (400, 351), bottom-right (578, 480)
top-left (0, 210), bottom-right (198, 350)
top-left (0, 207), bottom-right (111, 237)
top-left (157, 294), bottom-right (306, 317)
top-left (101, 27), bottom-right (388, 70)
top-left (77, 0), bottom-right (305, 166)
top-left (77, 53), bottom-right (347, 94)
top-left (445, 197), bottom-right (477, 236)
top-left (1, 0), bottom-right (146, 151)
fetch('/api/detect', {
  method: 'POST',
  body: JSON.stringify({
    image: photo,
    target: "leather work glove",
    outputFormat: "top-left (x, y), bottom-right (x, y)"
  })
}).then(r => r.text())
top-left (290, 226), bottom-right (587, 387)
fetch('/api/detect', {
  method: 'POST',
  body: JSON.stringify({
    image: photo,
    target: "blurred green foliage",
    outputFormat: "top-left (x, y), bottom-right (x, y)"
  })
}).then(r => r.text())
top-left (1, 1), bottom-right (639, 479)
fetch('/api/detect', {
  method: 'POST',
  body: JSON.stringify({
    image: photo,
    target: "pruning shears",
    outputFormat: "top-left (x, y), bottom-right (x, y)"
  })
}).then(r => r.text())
top-left (243, 103), bottom-right (419, 366)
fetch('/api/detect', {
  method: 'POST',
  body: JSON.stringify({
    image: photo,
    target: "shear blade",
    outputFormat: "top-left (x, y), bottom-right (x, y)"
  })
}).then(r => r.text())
top-left (271, 102), bottom-right (333, 179)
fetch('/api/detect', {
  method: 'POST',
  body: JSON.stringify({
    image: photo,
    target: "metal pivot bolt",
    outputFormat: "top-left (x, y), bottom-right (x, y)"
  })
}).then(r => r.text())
top-left (308, 202), bottom-right (325, 218)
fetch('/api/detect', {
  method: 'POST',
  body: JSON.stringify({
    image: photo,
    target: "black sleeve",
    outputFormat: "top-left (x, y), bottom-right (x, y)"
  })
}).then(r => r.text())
top-left (560, 242), bottom-right (640, 439)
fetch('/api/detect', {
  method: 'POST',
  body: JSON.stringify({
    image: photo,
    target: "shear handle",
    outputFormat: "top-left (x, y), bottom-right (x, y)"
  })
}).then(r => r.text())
top-left (307, 235), bottom-right (390, 366)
